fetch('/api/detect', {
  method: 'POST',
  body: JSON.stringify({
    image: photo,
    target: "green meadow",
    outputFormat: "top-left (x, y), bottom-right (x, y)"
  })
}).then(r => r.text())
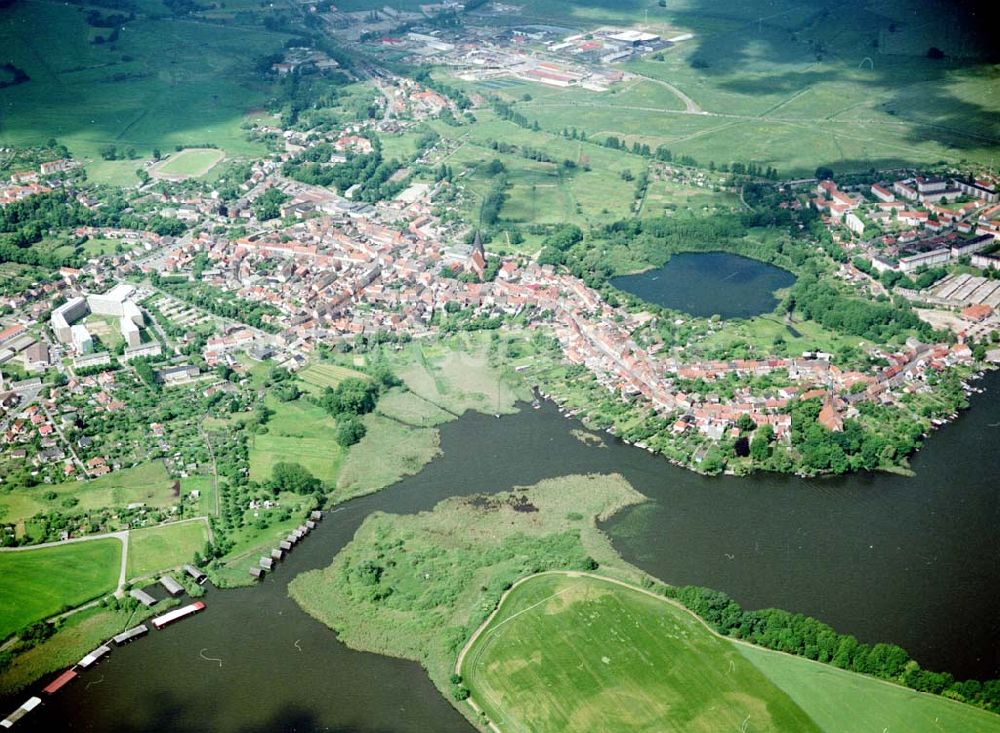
top-left (126, 520), bottom-right (210, 579)
top-left (0, 1), bottom-right (287, 182)
top-left (153, 147), bottom-right (225, 178)
top-left (0, 539), bottom-right (122, 640)
top-left (247, 396), bottom-right (343, 485)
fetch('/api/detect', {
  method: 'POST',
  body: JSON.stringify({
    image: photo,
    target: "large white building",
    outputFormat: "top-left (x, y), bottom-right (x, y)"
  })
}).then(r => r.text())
top-left (51, 297), bottom-right (89, 342)
top-left (88, 283), bottom-right (136, 317)
top-left (70, 324), bottom-right (93, 355)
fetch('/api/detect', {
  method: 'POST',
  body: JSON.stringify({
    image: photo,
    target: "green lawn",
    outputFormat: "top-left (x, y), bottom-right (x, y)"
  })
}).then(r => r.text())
top-left (0, 540), bottom-right (122, 639)
top-left (126, 520), bottom-right (209, 579)
top-left (153, 147), bottom-right (225, 178)
top-left (0, 461), bottom-right (177, 528)
top-left (248, 396), bottom-right (342, 485)
top-left (462, 573), bottom-right (818, 733)
top-left (739, 643), bottom-right (1000, 733)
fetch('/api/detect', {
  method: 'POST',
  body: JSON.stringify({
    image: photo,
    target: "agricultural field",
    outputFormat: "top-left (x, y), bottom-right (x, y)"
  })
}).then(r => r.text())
top-left (297, 362), bottom-right (369, 396)
top-left (247, 396), bottom-right (343, 485)
top-left (151, 147), bottom-right (225, 180)
top-left (740, 642), bottom-right (1000, 733)
top-left (0, 461), bottom-right (177, 530)
top-left (448, 0), bottom-right (1000, 176)
top-left (0, 1), bottom-right (287, 183)
top-left (0, 539), bottom-right (122, 640)
top-left (462, 572), bottom-right (1000, 733)
top-left (126, 520), bottom-right (210, 580)
top-left (461, 573), bottom-right (818, 733)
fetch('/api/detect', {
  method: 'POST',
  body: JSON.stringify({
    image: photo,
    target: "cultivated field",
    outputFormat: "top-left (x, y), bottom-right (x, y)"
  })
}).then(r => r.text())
top-left (449, 0), bottom-right (1000, 175)
top-left (462, 573), bottom-right (1000, 733)
top-left (462, 573), bottom-right (818, 733)
top-left (151, 148), bottom-right (225, 180)
top-left (126, 520), bottom-right (209, 580)
top-left (0, 1), bottom-right (285, 183)
top-left (740, 642), bottom-right (1000, 733)
top-left (297, 362), bottom-right (369, 395)
top-left (0, 539), bottom-right (122, 639)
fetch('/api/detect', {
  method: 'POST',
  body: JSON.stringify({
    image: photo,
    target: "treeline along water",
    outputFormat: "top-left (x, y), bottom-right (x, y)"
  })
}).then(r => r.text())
top-left (11, 373), bottom-right (1000, 730)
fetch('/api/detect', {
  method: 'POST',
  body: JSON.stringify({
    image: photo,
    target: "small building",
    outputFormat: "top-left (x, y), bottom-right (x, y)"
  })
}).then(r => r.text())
top-left (249, 567), bottom-right (264, 580)
top-left (306, 520), bottom-right (317, 530)
top-left (112, 624), bottom-right (149, 645)
top-left (158, 575), bottom-right (185, 597)
top-left (183, 564), bottom-right (208, 585)
top-left (309, 510), bottom-right (323, 521)
top-left (279, 540), bottom-right (292, 551)
top-left (129, 588), bottom-right (158, 607)
top-left (271, 548), bottom-right (284, 561)
top-left (259, 557), bottom-right (274, 570)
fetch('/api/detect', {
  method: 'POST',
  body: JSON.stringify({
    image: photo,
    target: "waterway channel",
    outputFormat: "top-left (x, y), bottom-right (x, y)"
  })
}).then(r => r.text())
top-left (14, 372), bottom-right (1000, 731)
top-left (610, 251), bottom-right (796, 319)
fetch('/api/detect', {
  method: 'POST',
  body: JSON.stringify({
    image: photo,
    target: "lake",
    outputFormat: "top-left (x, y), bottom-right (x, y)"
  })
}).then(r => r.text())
top-left (9, 374), bottom-right (1000, 731)
top-left (611, 251), bottom-right (797, 319)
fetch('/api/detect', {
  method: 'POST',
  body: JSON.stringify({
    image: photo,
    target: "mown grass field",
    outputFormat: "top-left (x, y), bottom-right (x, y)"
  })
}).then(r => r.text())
top-left (126, 520), bottom-right (209, 579)
top-left (248, 396), bottom-right (343, 485)
top-left (1, 461), bottom-right (176, 529)
top-left (0, 1), bottom-right (286, 183)
top-left (462, 572), bottom-right (1000, 733)
top-left (0, 540), bottom-right (122, 640)
top-left (462, 573), bottom-right (818, 733)
top-left (153, 147), bottom-right (225, 178)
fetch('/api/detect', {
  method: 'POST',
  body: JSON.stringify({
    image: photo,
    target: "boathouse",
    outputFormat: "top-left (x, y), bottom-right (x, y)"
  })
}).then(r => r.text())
top-left (159, 575), bottom-right (184, 597)
top-left (129, 588), bottom-right (158, 607)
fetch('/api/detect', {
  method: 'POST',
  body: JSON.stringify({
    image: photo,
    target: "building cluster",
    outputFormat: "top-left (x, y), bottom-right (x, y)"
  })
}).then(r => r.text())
top-left (50, 283), bottom-right (148, 358)
top-left (810, 174), bottom-right (1000, 274)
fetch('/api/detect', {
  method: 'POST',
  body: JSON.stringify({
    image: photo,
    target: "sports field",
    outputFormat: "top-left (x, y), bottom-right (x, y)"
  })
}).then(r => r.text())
top-left (152, 148), bottom-right (225, 180)
top-left (0, 539), bottom-right (122, 640)
top-left (462, 573), bottom-right (1000, 733)
top-left (461, 573), bottom-right (817, 733)
top-left (126, 520), bottom-right (210, 580)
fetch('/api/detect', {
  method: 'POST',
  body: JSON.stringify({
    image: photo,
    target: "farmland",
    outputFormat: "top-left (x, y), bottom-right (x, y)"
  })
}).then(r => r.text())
top-left (0, 1), bottom-right (286, 182)
top-left (445, 0), bottom-right (1000, 176)
top-left (461, 573), bottom-right (818, 733)
top-left (289, 473), bottom-right (647, 706)
top-left (461, 572), bottom-right (1000, 733)
top-left (126, 520), bottom-right (210, 580)
top-left (0, 540), bottom-right (122, 640)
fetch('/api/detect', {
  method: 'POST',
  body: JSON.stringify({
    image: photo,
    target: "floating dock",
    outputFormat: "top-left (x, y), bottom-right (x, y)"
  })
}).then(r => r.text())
top-left (42, 669), bottom-right (77, 695)
top-left (151, 601), bottom-right (205, 630)
top-left (112, 624), bottom-right (149, 646)
top-left (159, 575), bottom-right (185, 597)
top-left (183, 564), bottom-right (207, 585)
top-left (77, 644), bottom-right (111, 669)
top-left (1, 697), bottom-right (41, 728)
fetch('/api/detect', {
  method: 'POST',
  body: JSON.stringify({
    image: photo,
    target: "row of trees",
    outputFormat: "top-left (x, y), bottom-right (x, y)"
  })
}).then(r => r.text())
top-left (669, 584), bottom-right (1000, 712)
